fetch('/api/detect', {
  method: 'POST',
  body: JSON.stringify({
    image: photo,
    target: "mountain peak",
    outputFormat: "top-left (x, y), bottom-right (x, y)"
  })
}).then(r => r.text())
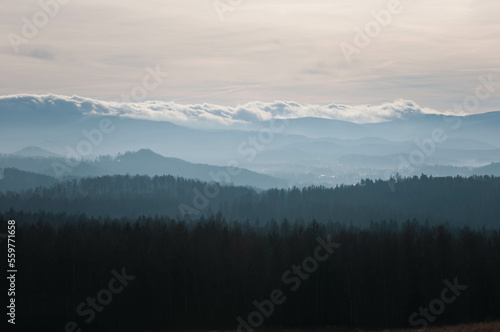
top-left (12, 146), bottom-right (60, 158)
top-left (117, 149), bottom-right (166, 161)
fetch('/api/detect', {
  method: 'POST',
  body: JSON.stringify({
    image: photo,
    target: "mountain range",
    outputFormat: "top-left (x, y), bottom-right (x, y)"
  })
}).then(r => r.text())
top-left (0, 148), bottom-right (287, 190)
top-left (1, 94), bottom-right (499, 187)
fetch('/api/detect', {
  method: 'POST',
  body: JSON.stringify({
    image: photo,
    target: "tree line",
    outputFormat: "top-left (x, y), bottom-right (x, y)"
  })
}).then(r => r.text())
top-left (1, 174), bottom-right (500, 228)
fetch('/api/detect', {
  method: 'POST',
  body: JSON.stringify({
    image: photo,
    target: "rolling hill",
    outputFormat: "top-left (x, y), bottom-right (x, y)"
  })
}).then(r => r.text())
top-left (0, 149), bottom-right (288, 189)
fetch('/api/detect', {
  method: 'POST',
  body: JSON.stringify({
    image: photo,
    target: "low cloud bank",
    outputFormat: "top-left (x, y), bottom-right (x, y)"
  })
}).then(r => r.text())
top-left (0, 94), bottom-right (441, 125)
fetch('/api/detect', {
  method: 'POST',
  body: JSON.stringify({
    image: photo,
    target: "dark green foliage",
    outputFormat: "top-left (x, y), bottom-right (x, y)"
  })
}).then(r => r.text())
top-left (0, 167), bottom-right (58, 191)
top-left (0, 212), bottom-right (499, 331)
top-left (1, 174), bottom-right (499, 227)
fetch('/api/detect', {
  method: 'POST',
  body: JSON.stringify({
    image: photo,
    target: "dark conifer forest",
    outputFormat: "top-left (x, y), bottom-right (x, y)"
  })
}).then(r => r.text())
top-left (1, 173), bottom-right (500, 227)
top-left (1, 174), bottom-right (500, 330)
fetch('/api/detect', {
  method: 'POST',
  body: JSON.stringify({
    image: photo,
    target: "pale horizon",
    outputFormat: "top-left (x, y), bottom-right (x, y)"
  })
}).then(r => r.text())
top-left (1, 0), bottom-right (499, 115)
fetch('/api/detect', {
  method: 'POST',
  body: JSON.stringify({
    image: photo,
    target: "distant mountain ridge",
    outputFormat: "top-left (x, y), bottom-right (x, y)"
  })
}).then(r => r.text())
top-left (11, 146), bottom-right (61, 158)
top-left (2, 160), bottom-right (499, 193)
top-left (1, 94), bottom-right (499, 187)
top-left (0, 148), bottom-right (288, 190)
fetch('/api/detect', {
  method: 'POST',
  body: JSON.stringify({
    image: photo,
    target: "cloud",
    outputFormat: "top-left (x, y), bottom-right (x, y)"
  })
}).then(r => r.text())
top-left (0, 94), bottom-right (443, 127)
top-left (1, 0), bottom-right (499, 111)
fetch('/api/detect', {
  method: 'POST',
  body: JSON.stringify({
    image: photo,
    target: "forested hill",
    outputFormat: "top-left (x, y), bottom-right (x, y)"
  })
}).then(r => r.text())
top-left (1, 173), bottom-right (499, 227)
top-left (0, 149), bottom-right (288, 189)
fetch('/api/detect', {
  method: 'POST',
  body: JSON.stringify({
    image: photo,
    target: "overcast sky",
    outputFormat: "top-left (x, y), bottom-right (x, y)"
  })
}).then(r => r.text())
top-left (1, 0), bottom-right (499, 114)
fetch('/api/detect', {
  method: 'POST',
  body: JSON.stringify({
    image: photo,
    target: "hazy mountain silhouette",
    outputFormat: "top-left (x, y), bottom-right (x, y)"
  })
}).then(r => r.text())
top-left (11, 146), bottom-right (61, 158)
top-left (0, 149), bottom-right (288, 189)
top-left (1, 95), bottom-right (499, 187)
top-left (474, 162), bottom-right (500, 176)
top-left (94, 149), bottom-right (288, 188)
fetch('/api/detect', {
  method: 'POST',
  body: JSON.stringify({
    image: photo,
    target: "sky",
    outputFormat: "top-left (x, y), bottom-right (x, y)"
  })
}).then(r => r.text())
top-left (1, 0), bottom-right (499, 115)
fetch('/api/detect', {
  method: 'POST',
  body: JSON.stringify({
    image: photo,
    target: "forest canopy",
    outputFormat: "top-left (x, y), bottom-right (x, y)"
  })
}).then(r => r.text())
top-left (1, 172), bottom-right (499, 228)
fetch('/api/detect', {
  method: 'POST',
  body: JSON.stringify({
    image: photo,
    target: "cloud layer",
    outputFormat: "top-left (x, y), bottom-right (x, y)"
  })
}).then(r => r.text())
top-left (0, 94), bottom-right (442, 126)
top-left (1, 0), bottom-right (499, 111)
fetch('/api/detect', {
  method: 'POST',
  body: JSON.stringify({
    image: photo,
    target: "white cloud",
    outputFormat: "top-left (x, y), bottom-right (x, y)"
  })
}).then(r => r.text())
top-left (0, 94), bottom-right (442, 126)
